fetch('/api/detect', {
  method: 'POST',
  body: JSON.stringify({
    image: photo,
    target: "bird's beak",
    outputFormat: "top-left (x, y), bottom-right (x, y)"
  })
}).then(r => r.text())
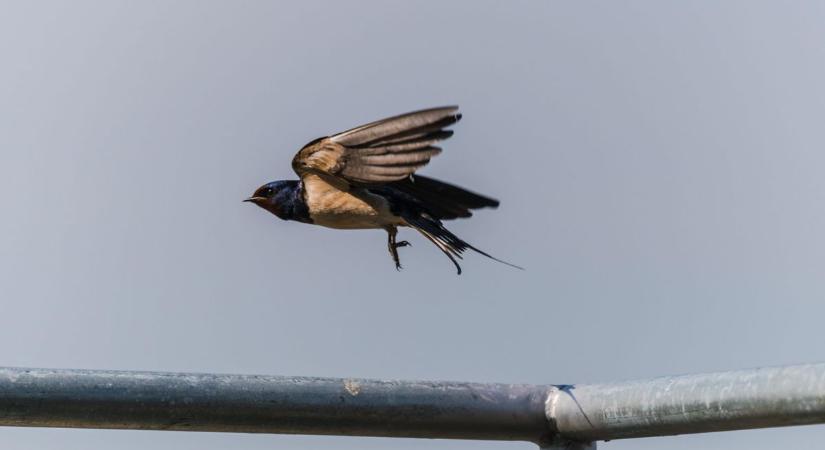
top-left (243, 197), bottom-right (264, 203)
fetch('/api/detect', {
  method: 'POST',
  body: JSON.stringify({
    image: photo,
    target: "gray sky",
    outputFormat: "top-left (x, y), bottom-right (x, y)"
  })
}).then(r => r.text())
top-left (2, 1), bottom-right (825, 449)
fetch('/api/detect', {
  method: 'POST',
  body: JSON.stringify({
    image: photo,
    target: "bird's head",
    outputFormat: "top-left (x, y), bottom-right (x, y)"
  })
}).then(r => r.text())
top-left (244, 181), bottom-right (296, 220)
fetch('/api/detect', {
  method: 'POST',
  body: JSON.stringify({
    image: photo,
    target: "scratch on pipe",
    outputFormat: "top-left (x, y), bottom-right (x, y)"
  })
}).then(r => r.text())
top-left (344, 380), bottom-right (361, 396)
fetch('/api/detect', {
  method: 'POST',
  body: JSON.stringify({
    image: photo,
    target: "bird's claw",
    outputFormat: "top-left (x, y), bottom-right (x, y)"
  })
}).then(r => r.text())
top-left (386, 228), bottom-right (409, 272)
top-left (390, 242), bottom-right (408, 271)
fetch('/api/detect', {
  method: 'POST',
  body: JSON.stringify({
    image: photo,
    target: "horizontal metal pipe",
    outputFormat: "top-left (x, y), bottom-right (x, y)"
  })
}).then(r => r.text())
top-left (547, 363), bottom-right (825, 442)
top-left (2, 364), bottom-right (825, 446)
top-left (0, 367), bottom-right (552, 443)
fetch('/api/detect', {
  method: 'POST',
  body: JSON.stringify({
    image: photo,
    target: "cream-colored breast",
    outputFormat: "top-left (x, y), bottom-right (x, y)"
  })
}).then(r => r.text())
top-left (302, 174), bottom-right (402, 229)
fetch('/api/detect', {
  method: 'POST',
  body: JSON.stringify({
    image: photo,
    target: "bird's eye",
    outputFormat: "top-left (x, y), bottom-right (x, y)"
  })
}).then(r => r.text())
top-left (256, 186), bottom-right (274, 198)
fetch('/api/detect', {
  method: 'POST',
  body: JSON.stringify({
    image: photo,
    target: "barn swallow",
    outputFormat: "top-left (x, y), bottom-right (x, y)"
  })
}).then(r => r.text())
top-left (245, 106), bottom-right (520, 274)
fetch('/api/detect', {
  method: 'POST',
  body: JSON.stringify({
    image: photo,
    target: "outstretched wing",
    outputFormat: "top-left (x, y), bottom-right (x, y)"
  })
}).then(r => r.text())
top-left (291, 106), bottom-right (461, 185)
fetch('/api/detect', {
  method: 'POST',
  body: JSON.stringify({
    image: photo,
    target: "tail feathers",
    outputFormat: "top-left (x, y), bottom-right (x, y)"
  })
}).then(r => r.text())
top-left (405, 214), bottom-right (523, 275)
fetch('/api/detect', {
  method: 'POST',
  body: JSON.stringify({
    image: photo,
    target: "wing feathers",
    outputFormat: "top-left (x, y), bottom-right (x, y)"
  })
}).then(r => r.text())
top-left (331, 106), bottom-right (460, 147)
top-left (363, 138), bottom-right (445, 154)
top-left (389, 175), bottom-right (499, 220)
top-left (359, 148), bottom-right (441, 167)
top-left (380, 130), bottom-right (454, 147)
top-left (293, 107), bottom-right (460, 185)
top-left (355, 117), bottom-right (459, 148)
top-left (360, 164), bottom-right (427, 177)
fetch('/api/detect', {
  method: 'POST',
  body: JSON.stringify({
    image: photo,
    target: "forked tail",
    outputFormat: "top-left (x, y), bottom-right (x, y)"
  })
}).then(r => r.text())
top-left (404, 213), bottom-right (523, 275)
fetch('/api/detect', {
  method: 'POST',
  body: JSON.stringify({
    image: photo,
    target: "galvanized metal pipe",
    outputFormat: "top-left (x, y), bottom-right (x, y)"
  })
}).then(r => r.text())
top-left (0, 367), bottom-right (553, 443)
top-left (546, 363), bottom-right (825, 443)
top-left (1, 364), bottom-right (824, 447)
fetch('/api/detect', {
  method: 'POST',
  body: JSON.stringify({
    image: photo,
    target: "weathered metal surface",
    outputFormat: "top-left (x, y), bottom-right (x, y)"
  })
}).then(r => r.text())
top-left (1, 363), bottom-right (824, 447)
top-left (546, 363), bottom-right (825, 442)
top-left (0, 367), bottom-right (552, 442)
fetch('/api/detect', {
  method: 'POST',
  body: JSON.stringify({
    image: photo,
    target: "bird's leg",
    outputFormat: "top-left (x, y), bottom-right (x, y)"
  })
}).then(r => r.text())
top-left (385, 226), bottom-right (411, 270)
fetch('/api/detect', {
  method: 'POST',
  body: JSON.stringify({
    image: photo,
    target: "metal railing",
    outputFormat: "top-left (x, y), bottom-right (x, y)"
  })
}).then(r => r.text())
top-left (0, 363), bottom-right (823, 448)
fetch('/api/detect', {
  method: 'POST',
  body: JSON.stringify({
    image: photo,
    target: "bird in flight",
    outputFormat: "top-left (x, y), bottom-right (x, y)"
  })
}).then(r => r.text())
top-left (245, 106), bottom-right (520, 274)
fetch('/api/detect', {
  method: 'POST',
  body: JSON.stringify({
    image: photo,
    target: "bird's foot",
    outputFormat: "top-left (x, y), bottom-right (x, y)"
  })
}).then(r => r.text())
top-left (390, 241), bottom-right (410, 271)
